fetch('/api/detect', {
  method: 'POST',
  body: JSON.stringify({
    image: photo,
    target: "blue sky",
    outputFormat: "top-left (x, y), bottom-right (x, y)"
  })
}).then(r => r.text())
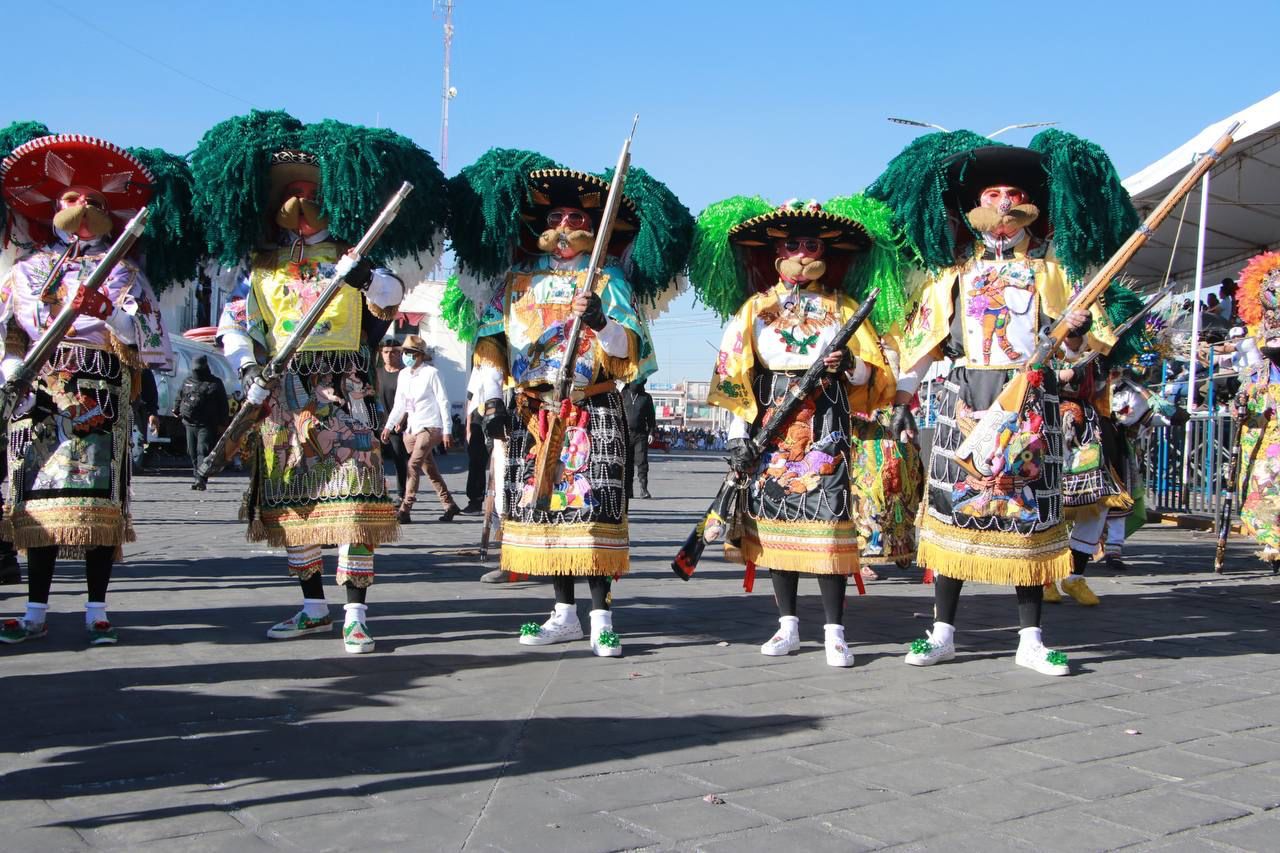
top-left (10, 0), bottom-right (1279, 384)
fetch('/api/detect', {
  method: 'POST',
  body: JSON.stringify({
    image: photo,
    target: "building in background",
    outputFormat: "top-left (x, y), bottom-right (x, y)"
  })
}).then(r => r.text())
top-left (648, 381), bottom-right (730, 431)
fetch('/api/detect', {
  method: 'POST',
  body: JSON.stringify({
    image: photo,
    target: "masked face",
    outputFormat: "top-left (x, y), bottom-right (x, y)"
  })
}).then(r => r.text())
top-left (53, 188), bottom-right (113, 240)
top-left (1259, 271), bottom-right (1280, 360)
top-left (276, 180), bottom-right (329, 236)
top-left (401, 352), bottom-right (418, 368)
top-left (966, 185), bottom-right (1040, 239)
top-left (537, 207), bottom-right (596, 259)
top-left (774, 236), bottom-right (827, 284)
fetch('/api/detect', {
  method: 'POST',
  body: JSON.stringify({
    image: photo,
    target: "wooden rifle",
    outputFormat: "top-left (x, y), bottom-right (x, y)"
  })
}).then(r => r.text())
top-left (955, 122), bottom-right (1241, 473)
top-left (672, 287), bottom-right (880, 579)
top-left (527, 117), bottom-right (637, 511)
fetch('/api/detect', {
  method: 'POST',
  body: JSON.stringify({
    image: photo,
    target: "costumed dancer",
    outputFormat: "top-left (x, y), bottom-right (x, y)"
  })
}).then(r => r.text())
top-left (693, 196), bottom-right (901, 667)
top-left (446, 149), bottom-right (691, 656)
top-left (1232, 251), bottom-right (1280, 566)
top-left (0, 125), bottom-right (192, 645)
top-left (868, 128), bottom-right (1137, 675)
top-left (1047, 281), bottom-right (1146, 603)
top-left (1105, 356), bottom-right (1176, 568)
top-left (192, 111), bottom-right (448, 653)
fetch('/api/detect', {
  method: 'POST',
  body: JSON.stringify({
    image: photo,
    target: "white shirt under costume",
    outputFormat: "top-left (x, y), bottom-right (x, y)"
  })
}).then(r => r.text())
top-left (386, 362), bottom-right (451, 434)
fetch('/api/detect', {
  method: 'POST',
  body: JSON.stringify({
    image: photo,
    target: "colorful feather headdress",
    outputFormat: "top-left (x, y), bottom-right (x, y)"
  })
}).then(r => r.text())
top-left (190, 109), bottom-right (448, 269)
top-left (687, 194), bottom-right (910, 333)
top-left (866, 128), bottom-right (1138, 282)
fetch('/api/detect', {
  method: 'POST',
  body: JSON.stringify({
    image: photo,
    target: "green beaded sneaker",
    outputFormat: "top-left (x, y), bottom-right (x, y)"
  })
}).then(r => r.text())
top-left (0, 618), bottom-right (47, 645)
top-left (266, 610), bottom-right (334, 640)
top-left (87, 620), bottom-right (118, 646)
top-left (343, 621), bottom-right (375, 654)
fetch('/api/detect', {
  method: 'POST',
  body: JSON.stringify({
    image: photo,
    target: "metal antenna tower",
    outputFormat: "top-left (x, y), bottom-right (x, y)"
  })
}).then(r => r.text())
top-left (435, 0), bottom-right (457, 172)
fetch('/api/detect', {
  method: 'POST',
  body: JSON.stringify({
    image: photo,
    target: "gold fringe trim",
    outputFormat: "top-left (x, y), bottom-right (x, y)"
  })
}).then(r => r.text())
top-left (473, 337), bottom-right (506, 373)
top-left (740, 539), bottom-right (857, 575)
top-left (597, 330), bottom-right (640, 384)
top-left (1063, 491), bottom-right (1133, 522)
top-left (106, 332), bottom-right (145, 370)
top-left (248, 521), bottom-right (400, 549)
top-left (367, 301), bottom-right (399, 322)
top-left (501, 546), bottom-right (628, 577)
top-left (917, 515), bottom-right (1071, 586)
top-left (12, 521), bottom-right (134, 551)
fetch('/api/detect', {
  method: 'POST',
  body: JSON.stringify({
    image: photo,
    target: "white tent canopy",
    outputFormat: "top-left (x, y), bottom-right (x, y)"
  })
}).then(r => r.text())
top-left (1123, 91), bottom-right (1280, 291)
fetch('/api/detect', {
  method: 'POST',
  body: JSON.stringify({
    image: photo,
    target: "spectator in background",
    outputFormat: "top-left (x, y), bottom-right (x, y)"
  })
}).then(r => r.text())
top-left (375, 339), bottom-right (409, 501)
top-left (173, 355), bottom-right (228, 491)
top-left (1213, 278), bottom-right (1237, 322)
top-left (624, 379), bottom-right (657, 499)
top-left (462, 362), bottom-right (490, 515)
top-left (381, 335), bottom-right (459, 523)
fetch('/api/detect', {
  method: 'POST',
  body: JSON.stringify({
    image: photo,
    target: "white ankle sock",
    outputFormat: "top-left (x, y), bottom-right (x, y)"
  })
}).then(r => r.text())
top-left (777, 615), bottom-right (799, 637)
top-left (823, 623), bottom-right (845, 639)
top-left (25, 602), bottom-right (48, 625)
top-left (85, 601), bottom-right (107, 628)
top-left (1018, 626), bottom-right (1043, 647)
top-left (931, 621), bottom-right (955, 645)
top-left (589, 608), bottom-right (612, 628)
top-left (552, 602), bottom-right (576, 622)
top-left (303, 598), bottom-right (330, 619)
top-left (343, 602), bottom-right (367, 626)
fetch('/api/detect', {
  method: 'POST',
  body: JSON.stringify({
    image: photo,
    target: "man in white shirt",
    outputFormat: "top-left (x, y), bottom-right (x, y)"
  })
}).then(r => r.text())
top-left (381, 335), bottom-right (459, 523)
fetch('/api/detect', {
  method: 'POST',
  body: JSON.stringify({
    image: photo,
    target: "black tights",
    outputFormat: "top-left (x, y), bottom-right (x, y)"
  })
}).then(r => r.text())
top-left (933, 574), bottom-right (1043, 630)
top-left (553, 576), bottom-right (611, 611)
top-left (1071, 550), bottom-right (1089, 576)
top-left (298, 573), bottom-right (366, 604)
top-left (27, 545), bottom-right (114, 605)
top-left (770, 570), bottom-right (847, 625)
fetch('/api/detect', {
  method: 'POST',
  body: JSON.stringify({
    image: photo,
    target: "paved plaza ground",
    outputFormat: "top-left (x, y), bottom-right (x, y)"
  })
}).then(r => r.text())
top-left (2, 451), bottom-right (1280, 852)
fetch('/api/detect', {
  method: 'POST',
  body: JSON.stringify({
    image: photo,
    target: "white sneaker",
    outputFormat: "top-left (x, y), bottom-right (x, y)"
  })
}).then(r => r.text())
top-left (760, 616), bottom-right (800, 656)
top-left (518, 609), bottom-right (584, 646)
top-left (1016, 640), bottom-right (1070, 676)
top-left (343, 620), bottom-right (376, 654)
top-left (589, 609), bottom-right (622, 658)
top-left (266, 610), bottom-right (334, 640)
top-left (824, 625), bottom-right (855, 668)
top-left (904, 632), bottom-right (956, 666)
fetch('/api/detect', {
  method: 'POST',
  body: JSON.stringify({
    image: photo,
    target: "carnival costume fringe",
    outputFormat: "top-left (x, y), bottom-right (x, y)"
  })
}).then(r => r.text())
top-left (918, 515), bottom-right (1072, 586)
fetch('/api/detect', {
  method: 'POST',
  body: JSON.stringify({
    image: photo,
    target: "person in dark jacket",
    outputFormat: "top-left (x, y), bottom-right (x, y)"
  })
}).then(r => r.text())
top-left (173, 355), bottom-right (229, 490)
top-left (375, 339), bottom-right (409, 500)
top-left (623, 378), bottom-right (657, 499)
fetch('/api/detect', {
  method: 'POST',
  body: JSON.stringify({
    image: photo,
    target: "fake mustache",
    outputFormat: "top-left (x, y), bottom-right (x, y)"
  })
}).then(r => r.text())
top-left (276, 196), bottom-right (330, 232)
top-left (966, 202), bottom-right (1040, 234)
top-left (537, 228), bottom-right (596, 255)
top-left (776, 257), bottom-right (827, 283)
top-left (52, 204), bottom-right (113, 238)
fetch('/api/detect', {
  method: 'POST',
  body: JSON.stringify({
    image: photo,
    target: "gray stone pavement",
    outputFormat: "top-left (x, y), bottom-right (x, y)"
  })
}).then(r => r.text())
top-left (2, 451), bottom-right (1280, 852)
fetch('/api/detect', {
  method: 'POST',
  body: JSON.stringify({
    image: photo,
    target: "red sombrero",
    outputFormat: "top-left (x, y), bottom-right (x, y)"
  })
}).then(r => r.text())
top-left (1, 134), bottom-right (153, 225)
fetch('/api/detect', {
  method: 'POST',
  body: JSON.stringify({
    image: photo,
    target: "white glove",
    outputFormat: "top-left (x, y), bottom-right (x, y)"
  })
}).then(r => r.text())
top-left (365, 270), bottom-right (404, 310)
top-left (0, 354), bottom-right (22, 384)
top-left (105, 306), bottom-right (138, 345)
top-left (246, 380), bottom-right (271, 406)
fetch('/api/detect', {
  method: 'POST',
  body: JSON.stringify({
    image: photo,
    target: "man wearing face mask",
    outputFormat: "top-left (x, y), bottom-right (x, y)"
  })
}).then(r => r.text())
top-left (696, 196), bottom-right (899, 667)
top-left (0, 131), bottom-right (185, 646)
top-left (381, 334), bottom-right (458, 522)
top-left (447, 151), bottom-right (691, 656)
top-left (1232, 252), bottom-right (1280, 567)
top-left (869, 129), bottom-right (1136, 676)
top-left (194, 111), bottom-right (448, 654)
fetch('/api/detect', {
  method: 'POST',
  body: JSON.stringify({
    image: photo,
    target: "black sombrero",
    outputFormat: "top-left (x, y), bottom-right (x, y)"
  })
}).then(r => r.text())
top-left (524, 168), bottom-right (638, 231)
top-left (943, 146), bottom-right (1048, 208)
top-left (728, 200), bottom-right (870, 253)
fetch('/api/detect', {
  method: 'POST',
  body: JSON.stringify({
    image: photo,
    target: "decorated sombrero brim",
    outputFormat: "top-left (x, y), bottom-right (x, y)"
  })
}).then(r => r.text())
top-left (1, 134), bottom-right (153, 223)
top-left (525, 168), bottom-right (638, 230)
top-left (728, 202), bottom-right (870, 252)
top-left (943, 145), bottom-right (1047, 206)
top-left (268, 149), bottom-right (322, 207)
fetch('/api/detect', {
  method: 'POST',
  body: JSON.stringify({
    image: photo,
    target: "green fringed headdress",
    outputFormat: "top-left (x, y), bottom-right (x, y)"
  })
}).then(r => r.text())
top-left (867, 128), bottom-right (1138, 281)
top-left (191, 110), bottom-right (448, 267)
top-left (447, 147), bottom-right (692, 313)
top-left (440, 274), bottom-right (478, 342)
top-left (687, 195), bottom-right (909, 332)
top-left (1098, 279), bottom-right (1152, 368)
top-left (126, 147), bottom-right (202, 291)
